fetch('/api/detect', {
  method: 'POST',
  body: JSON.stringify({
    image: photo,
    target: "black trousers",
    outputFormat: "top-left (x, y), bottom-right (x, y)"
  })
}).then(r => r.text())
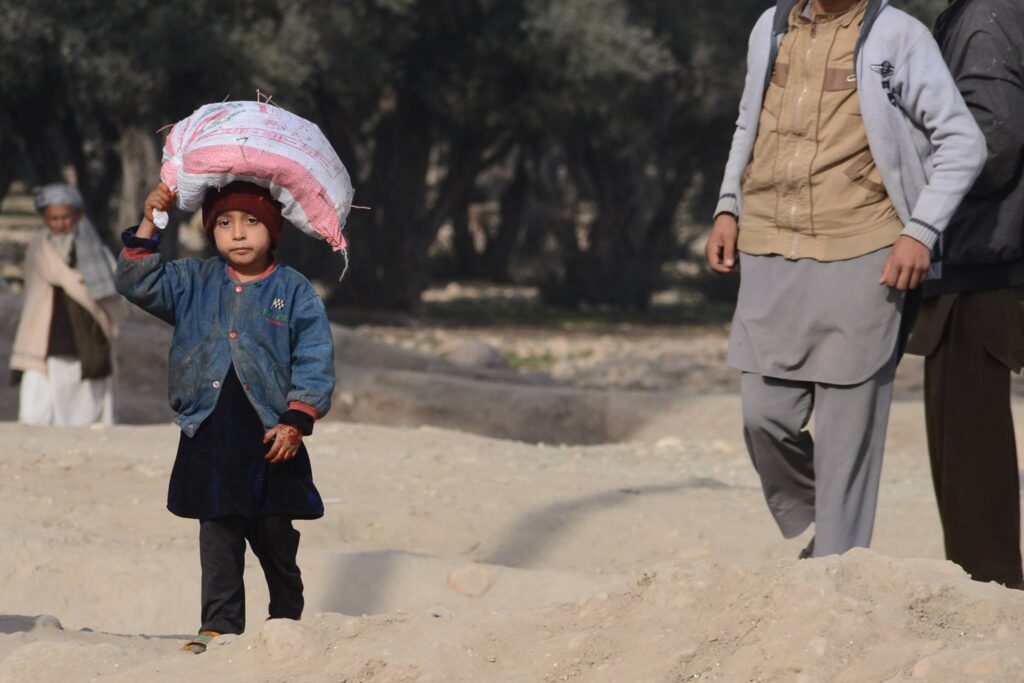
top-left (912, 288), bottom-right (1024, 585)
top-left (199, 516), bottom-right (304, 634)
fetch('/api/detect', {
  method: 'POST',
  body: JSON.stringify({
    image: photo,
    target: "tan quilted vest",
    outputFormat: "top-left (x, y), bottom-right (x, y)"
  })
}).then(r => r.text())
top-left (739, 0), bottom-right (904, 261)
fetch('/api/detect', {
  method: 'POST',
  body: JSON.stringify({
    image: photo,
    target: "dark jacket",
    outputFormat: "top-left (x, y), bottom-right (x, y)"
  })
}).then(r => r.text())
top-left (926, 0), bottom-right (1024, 296)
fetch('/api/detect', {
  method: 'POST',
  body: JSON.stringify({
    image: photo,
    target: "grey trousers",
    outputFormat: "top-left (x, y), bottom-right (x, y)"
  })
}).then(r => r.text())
top-left (740, 355), bottom-right (897, 557)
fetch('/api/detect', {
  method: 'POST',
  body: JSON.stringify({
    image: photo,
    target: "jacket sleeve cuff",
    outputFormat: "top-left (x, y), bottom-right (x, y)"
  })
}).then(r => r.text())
top-left (287, 400), bottom-right (321, 420)
top-left (713, 194), bottom-right (740, 220)
top-left (121, 247), bottom-right (154, 261)
top-left (278, 409), bottom-right (315, 436)
top-left (900, 219), bottom-right (940, 251)
top-left (121, 226), bottom-right (162, 251)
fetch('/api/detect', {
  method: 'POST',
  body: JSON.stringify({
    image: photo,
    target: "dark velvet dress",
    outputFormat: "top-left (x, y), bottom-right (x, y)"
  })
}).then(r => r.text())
top-left (167, 364), bottom-right (324, 521)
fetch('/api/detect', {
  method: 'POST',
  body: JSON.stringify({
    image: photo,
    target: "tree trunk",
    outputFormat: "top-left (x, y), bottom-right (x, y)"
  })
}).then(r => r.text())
top-left (0, 136), bottom-right (18, 209)
top-left (334, 92), bottom-right (435, 309)
top-left (535, 150), bottom-right (583, 307)
top-left (450, 201), bottom-right (476, 278)
top-left (540, 132), bottom-right (696, 309)
top-left (480, 151), bottom-right (529, 282)
top-left (331, 92), bottom-right (491, 309)
top-left (115, 126), bottom-right (160, 237)
top-left (23, 130), bottom-right (65, 186)
top-left (61, 115), bottom-right (122, 245)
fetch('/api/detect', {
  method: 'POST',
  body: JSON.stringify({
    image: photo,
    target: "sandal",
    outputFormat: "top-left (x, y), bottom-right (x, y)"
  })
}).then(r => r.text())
top-left (182, 631), bottom-right (220, 654)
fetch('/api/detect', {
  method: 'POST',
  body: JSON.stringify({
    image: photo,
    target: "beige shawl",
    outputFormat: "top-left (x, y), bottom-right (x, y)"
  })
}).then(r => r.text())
top-left (11, 229), bottom-right (123, 374)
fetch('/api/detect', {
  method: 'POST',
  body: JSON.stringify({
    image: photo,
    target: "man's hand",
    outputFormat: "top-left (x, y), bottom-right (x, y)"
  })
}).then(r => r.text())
top-left (263, 424), bottom-right (302, 464)
top-left (707, 213), bottom-right (739, 273)
top-left (879, 235), bottom-right (931, 290)
top-left (138, 182), bottom-right (176, 238)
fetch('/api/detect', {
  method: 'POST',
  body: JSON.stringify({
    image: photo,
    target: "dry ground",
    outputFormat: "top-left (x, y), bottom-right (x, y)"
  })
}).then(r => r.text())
top-left (0, 397), bottom-right (1023, 681)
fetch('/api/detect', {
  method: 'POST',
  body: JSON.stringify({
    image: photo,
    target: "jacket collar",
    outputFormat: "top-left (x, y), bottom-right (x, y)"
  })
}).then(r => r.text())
top-left (766, 0), bottom-right (887, 93)
top-left (225, 258), bottom-right (278, 284)
top-left (773, 0), bottom-right (886, 40)
top-left (856, 0), bottom-right (888, 55)
top-left (789, 0), bottom-right (869, 29)
top-left (934, 0), bottom-right (970, 41)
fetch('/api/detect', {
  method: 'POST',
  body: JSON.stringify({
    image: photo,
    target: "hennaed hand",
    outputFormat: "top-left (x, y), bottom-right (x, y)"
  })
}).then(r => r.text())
top-left (263, 424), bottom-right (303, 464)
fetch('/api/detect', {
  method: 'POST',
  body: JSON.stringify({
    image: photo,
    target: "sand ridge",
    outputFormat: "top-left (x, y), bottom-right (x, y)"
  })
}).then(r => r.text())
top-left (2, 289), bottom-right (1024, 680)
top-left (1, 411), bottom-right (1023, 681)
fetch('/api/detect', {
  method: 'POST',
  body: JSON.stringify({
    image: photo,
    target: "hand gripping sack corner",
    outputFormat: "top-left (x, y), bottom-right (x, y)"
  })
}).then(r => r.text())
top-left (159, 101), bottom-right (353, 251)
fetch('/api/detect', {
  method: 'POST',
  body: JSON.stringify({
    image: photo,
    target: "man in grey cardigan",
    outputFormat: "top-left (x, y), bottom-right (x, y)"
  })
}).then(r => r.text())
top-left (705, 0), bottom-right (985, 558)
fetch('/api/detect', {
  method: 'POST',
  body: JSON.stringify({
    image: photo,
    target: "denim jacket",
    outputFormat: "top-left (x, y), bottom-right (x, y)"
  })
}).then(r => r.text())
top-left (115, 228), bottom-right (335, 437)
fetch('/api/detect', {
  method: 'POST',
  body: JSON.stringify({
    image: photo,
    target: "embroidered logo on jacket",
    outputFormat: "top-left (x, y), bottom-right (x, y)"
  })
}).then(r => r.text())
top-left (870, 62), bottom-right (899, 107)
top-left (263, 298), bottom-right (288, 326)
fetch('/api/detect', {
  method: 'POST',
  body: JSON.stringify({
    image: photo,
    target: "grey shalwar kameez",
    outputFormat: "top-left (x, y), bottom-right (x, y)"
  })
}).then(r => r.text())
top-left (729, 250), bottom-right (902, 556)
top-left (713, 0), bottom-right (985, 559)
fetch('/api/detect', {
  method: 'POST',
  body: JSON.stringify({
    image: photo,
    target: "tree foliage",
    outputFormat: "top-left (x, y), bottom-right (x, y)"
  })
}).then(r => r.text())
top-left (0, 0), bottom-right (949, 309)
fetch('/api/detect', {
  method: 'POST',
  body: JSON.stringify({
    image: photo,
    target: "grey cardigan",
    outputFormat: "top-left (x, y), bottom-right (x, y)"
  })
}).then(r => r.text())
top-left (714, 0), bottom-right (986, 252)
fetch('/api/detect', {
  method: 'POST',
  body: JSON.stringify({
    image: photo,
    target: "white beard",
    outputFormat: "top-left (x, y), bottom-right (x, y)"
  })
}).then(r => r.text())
top-left (47, 230), bottom-right (76, 264)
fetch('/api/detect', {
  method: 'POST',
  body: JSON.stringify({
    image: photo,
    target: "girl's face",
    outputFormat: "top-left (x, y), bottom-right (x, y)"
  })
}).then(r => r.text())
top-left (213, 210), bottom-right (273, 276)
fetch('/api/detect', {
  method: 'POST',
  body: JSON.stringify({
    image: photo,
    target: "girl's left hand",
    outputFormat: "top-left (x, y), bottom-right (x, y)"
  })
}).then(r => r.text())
top-left (264, 424), bottom-right (302, 463)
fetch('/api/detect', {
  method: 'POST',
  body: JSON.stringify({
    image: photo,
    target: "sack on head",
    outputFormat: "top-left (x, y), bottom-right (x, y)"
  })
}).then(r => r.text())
top-left (160, 101), bottom-right (354, 252)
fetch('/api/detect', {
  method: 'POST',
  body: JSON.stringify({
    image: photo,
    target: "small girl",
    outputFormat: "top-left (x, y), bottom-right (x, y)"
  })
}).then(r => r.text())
top-left (116, 180), bottom-right (334, 653)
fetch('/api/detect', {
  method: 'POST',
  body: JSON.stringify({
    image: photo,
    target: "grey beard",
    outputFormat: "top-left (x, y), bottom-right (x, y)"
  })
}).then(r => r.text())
top-left (48, 230), bottom-right (76, 264)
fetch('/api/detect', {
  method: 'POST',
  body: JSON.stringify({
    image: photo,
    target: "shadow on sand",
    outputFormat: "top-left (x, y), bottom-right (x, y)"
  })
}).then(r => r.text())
top-left (321, 478), bottom-right (736, 616)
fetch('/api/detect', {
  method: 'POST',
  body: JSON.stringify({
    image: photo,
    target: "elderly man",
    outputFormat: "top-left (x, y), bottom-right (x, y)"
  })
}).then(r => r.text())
top-left (906, 0), bottom-right (1024, 589)
top-left (706, 0), bottom-right (985, 557)
top-left (10, 184), bottom-right (121, 425)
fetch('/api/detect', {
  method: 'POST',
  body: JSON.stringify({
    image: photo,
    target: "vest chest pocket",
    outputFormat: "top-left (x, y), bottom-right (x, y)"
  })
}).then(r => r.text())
top-left (823, 67), bottom-right (860, 117)
top-left (844, 150), bottom-right (886, 195)
top-left (823, 68), bottom-right (856, 92)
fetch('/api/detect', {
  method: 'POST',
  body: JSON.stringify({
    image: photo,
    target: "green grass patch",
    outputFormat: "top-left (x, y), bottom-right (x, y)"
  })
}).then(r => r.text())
top-left (504, 350), bottom-right (558, 371)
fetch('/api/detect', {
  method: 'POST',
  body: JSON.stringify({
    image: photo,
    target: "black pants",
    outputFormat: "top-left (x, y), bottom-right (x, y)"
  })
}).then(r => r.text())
top-left (199, 516), bottom-right (304, 634)
top-left (913, 289), bottom-right (1024, 585)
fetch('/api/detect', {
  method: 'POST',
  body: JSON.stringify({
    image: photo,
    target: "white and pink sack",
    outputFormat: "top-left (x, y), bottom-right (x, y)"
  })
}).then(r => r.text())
top-left (158, 101), bottom-right (354, 252)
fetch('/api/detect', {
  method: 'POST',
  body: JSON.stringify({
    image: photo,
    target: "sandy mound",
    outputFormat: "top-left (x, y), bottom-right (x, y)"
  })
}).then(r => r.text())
top-left (0, 403), bottom-right (1022, 681)
top-left (3, 289), bottom-right (1024, 681)
top-left (3, 553), bottom-right (1023, 682)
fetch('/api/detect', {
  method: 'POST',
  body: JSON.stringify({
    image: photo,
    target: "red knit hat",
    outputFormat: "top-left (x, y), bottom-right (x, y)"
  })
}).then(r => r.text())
top-left (202, 182), bottom-right (284, 248)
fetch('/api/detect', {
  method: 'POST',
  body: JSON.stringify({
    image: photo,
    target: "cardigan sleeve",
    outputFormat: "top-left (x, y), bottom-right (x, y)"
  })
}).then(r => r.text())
top-left (713, 9), bottom-right (776, 221)
top-left (896, 31), bottom-right (987, 249)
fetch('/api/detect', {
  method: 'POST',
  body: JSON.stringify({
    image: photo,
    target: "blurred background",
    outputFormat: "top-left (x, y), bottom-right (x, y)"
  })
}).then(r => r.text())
top-left (0, 1), bottom-right (949, 418)
top-left (0, 0), bottom-right (946, 311)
